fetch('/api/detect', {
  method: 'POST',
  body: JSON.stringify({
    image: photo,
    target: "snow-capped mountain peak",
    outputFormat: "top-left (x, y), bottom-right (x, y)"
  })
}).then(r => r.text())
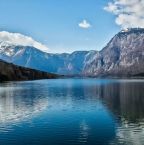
top-left (0, 31), bottom-right (49, 53)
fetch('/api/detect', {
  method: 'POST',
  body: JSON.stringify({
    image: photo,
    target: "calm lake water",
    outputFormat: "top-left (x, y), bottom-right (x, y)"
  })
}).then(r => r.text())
top-left (0, 79), bottom-right (144, 145)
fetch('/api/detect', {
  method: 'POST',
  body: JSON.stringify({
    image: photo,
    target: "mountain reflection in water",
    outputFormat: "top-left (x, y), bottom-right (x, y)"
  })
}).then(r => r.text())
top-left (0, 79), bottom-right (143, 145)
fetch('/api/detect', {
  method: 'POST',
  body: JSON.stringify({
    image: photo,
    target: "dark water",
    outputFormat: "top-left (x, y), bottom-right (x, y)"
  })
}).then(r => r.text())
top-left (0, 79), bottom-right (144, 145)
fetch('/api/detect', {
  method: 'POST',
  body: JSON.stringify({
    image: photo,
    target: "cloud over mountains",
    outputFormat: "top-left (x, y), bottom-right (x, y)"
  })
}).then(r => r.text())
top-left (0, 31), bottom-right (49, 52)
top-left (79, 20), bottom-right (91, 29)
top-left (104, 0), bottom-right (144, 29)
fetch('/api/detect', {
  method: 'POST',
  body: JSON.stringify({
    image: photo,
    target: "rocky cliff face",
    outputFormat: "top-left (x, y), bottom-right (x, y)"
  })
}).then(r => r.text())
top-left (84, 28), bottom-right (144, 77)
top-left (0, 60), bottom-right (58, 81)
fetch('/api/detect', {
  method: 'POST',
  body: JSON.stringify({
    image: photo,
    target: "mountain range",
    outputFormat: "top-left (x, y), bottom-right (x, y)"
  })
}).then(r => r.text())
top-left (0, 28), bottom-right (144, 77)
top-left (0, 41), bottom-right (95, 75)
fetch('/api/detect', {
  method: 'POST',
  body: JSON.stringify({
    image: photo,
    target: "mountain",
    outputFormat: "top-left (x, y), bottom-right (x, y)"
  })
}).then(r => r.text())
top-left (0, 59), bottom-right (58, 82)
top-left (0, 41), bottom-right (93, 75)
top-left (83, 28), bottom-right (144, 77)
top-left (1, 28), bottom-right (144, 77)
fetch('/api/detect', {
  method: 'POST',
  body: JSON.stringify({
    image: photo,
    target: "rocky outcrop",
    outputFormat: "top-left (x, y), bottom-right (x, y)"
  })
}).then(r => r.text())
top-left (0, 60), bottom-right (58, 81)
top-left (84, 28), bottom-right (144, 77)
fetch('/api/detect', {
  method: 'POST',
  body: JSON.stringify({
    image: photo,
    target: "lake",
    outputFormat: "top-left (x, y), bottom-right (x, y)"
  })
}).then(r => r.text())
top-left (0, 79), bottom-right (144, 145)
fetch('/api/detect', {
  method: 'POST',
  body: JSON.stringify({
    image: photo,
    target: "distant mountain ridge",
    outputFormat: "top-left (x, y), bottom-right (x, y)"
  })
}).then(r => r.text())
top-left (0, 41), bottom-right (95, 75)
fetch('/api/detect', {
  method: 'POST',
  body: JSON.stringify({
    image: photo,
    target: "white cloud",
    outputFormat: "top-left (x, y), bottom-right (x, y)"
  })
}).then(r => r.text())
top-left (0, 31), bottom-right (49, 52)
top-left (78, 20), bottom-right (91, 29)
top-left (104, 0), bottom-right (144, 29)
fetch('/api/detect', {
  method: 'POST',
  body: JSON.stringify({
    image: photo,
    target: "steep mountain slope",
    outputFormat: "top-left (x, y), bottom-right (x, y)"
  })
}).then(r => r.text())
top-left (84, 28), bottom-right (144, 77)
top-left (0, 42), bottom-right (92, 75)
top-left (0, 59), bottom-right (58, 81)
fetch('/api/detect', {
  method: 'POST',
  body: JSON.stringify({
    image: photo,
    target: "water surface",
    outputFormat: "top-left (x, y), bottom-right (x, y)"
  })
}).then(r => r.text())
top-left (0, 79), bottom-right (144, 145)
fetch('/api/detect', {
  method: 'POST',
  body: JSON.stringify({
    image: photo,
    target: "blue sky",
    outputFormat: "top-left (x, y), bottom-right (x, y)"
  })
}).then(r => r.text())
top-left (0, 0), bottom-right (121, 53)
